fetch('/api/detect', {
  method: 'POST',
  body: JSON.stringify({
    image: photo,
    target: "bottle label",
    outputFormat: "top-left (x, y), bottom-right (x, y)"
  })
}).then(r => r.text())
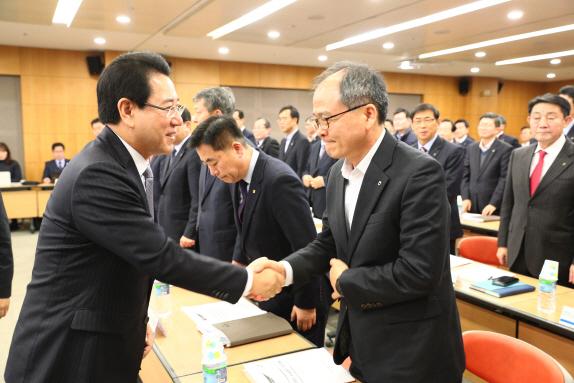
top-left (202, 364), bottom-right (227, 383)
top-left (154, 284), bottom-right (170, 296)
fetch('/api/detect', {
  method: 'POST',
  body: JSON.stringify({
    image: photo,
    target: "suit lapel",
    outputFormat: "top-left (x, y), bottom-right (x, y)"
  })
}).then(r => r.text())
top-left (532, 140), bottom-right (574, 198)
top-left (428, 135), bottom-right (444, 159)
top-left (284, 130), bottom-right (300, 159)
top-left (162, 147), bottom-right (186, 188)
top-left (309, 143), bottom-right (320, 175)
top-left (333, 165), bottom-right (349, 255)
top-left (200, 165), bottom-right (216, 205)
top-left (315, 147), bottom-right (330, 176)
top-left (240, 152), bottom-right (265, 244)
top-left (477, 139), bottom-right (499, 178)
top-left (517, 145), bottom-right (536, 199)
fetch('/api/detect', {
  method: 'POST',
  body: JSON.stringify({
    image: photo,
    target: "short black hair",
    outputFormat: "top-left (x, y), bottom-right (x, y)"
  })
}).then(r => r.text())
top-left (181, 107), bottom-right (192, 123)
top-left (91, 118), bottom-right (101, 126)
top-left (411, 103), bottom-right (439, 120)
top-left (279, 105), bottom-right (299, 124)
top-left (97, 51), bottom-right (171, 125)
top-left (521, 126), bottom-right (530, 131)
top-left (52, 142), bottom-right (65, 151)
top-left (235, 109), bottom-right (244, 119)
top-left (479, 113), bottom-right (501, 127)
top-left (193, 87), bottom-right (235, 116)
top-left (385, 119), bottom-right (393, 126)
top-left (454, 119), bottom-right (469, 128)
top-left (393, 107), bottom-right (410, 118)
top-left (189, 115), bottom-right (246, 151)
top-left (559, 85), bottom-right (574, 101)
top-left (442, 119), bottom-right (455, 132)
top-left (498, 115), bottom-right (506, 125)
top-left (257, 117), bottom-right (271, 129)
top-left (528, 93), bottom-right (571, 118)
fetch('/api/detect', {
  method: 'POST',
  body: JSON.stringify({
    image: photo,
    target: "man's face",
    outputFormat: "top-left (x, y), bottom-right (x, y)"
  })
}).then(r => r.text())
top-left (519, 127), bottom-right (532, 143)
top-left (393, 112), bottom-right (410, 133)
top-left (233, 111), bottom-right (244, 128)
top-left (305, 119), bottom-right (315, 136)
top-left (253, 119), bottom-right (269, 142)
top-left (92, 122), bottom-right (104, 137)
top-left (559, 94), bottom-right (574, 118)
top-left (174, 121), bottom-right (191, 146)
top-left (384, 120), bottom-right (394, 133)
top-left (454, 122), bottom-right (468, 139)
top-left (192, 100), bottom-right (217, 125)
top-left (196, 143), bottom-right (244, 183)
top-left (131, 73), bottom-right (182, 158)
top-left (53, 146), bottom-right (65, 160)
top-left (412, 110), bottom-right (439, 145)
top-left (278, 109), bottom-right (297, 134)
top-left (528, 102), bottom-right (572, 147)
top-left (477, 118), bottom-right (498, 140)
top-left (437, 122), bottom-right (454, 142)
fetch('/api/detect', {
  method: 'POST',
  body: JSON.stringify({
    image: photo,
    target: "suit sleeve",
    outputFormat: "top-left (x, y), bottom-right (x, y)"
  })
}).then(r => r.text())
top-left (497, 151), bottom-right (516, 247)
top-left (444, 146), bottom-right (465, 201)
top-left (183, 150), bottom-right (202, 239)
top-left (461, 148), bottom-right (471, 200)
top-left (269, 140), bottom-right (280, 159)
top-left (296, 139), bottom-right (311, 179)
top-left (42, 162), bottom-right (51, 180)
top-left (11, 161), bottom-right (21, 182)
top-left (0, 191), bottom-right (13, 298)
top-left (72, 162), bottom-right (248, 303)
top-left (488, 146), bottom-right (512, 208)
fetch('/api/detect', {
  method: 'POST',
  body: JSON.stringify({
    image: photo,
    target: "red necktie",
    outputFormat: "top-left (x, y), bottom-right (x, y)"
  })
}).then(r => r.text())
top-left (530, 150), bottom-right (547, 196)
top-left (420, 147), bottom-right (427, 153)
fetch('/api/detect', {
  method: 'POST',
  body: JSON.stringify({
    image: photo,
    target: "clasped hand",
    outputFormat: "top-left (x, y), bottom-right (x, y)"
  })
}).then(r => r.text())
top-left (247, 257), bottom-right (285, 301)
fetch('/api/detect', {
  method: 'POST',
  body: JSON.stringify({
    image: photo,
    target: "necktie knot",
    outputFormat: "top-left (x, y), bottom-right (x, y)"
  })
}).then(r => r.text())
top-left (538, 150), bottom-right (547, 160)
top-left (420, 147), bottom-right (427, 153)
top-left (530, 150), bottom-right (547, 196)
top-left (143, 166), bottom-right (153, 179)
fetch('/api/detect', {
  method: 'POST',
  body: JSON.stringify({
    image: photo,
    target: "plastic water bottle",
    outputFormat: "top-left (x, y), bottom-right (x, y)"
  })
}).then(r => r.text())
top-left (202, 359), bottom-right (227, 383)
top-left (153, 280), bottom-right (172, 317)
top-left (537, 278), bottom-right (557, 313)
top-left (457, 195), bottom-right (463, 216)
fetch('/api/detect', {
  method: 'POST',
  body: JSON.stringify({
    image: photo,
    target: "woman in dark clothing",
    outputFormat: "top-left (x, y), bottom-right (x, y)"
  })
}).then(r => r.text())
top-left (0, 142), bottom-right (21, 182)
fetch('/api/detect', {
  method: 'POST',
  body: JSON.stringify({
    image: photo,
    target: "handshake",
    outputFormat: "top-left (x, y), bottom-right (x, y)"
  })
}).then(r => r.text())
top-left (246, 258), bottom-right (286, 301)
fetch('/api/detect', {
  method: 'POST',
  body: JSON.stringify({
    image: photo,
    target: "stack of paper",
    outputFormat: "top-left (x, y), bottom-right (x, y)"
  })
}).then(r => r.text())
top-left (450, 255), bottom-right (473, 268)
top-left (461, 213), bottom-right (500, 223)
top-left (457, 265), bottom-right (515, 283)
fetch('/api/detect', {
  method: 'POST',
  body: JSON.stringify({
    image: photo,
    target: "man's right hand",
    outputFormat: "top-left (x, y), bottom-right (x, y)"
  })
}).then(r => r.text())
top-left (462, 199), bottom-right (471, 213)
top-left (248, 268), bottom-right (284, 302)
top-left (42, 177), bottom-right (51, 184)
top-left (0, 298), bottom-right (10, 319)
top-left (302, 175), bottom-right (312, 188)
top-left (496, 247), bottom-right (508, 266)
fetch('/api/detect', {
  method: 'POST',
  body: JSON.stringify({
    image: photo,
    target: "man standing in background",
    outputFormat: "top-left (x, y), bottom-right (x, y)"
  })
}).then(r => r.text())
top-left (454, 119), bottom-right (475, 148)
top-left (253, 117), bottom-right (280, 158)
top-left (42, 143), bottom-right (70, 183)
top-left (91, 118), bottom-right (104, 137)
top-left (496, 115), bottom-right (521, 149)
top-left (392, 107), bottom-right (417, 145)
top-left (558, 85), bottom-right (574, 142)
top-left (234, 109), bottom-right (256, 145)
top-left (278, 105), bottom-right (311, 179)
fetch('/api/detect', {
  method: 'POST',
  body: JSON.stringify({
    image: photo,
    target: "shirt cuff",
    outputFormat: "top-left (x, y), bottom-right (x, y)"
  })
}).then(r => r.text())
top-left (280, 261), bottom-right (294, 286)
top-left (242, 267), bottom-right (253, 296)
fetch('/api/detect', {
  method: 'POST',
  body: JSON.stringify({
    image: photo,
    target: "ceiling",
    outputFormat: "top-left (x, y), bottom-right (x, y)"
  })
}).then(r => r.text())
top-left (0, 0), bottom-right (573, 82)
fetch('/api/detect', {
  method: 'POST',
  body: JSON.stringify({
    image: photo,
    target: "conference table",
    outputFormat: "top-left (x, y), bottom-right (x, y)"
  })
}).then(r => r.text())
top-left (460, 219), bottom-right (500, 237)
top-left (0, 183), bottom-right (54, 232)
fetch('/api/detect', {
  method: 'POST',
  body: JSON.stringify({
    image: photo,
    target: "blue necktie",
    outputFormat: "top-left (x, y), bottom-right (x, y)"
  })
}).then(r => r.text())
top-left (238, 180), bottom-right (248, 224)
top-left (143, 166), bottom-right (154, 220)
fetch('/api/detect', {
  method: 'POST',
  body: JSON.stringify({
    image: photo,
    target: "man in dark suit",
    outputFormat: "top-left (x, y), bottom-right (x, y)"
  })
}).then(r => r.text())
top-left (496, 115), bottom-right (521, 149)
top-left (305, 117), bottom-right (319, 144)
top-left (191, 115), bottom-right (330, 347)
top-left (252, 117), bottom-right (280, 158)
top-left (150, 153), bottom-right (165, 217)
top-left (462, 113), bottom-right (513, 216)
top-left (255, 62), bottom-right (465, 383)
top-left (392, 107), bottom-right (417, 145)
top-left (454, 119), bottom-right (475, 148)
top-left (192, 87), bottom-right (240, 262)
top-left (5, 52), bottom-right (283, 383)
top-left (303, 139), bottom-right (337, 219)
top-left (498, 94), bottom-right (574, 286)
top-left (42, 142), bottom-right (70, 183)
top-left (411, 103), bottom-right (465, 255)
top-left (158, 107), bottom-right (202, 249)
top-left (559, 85), bottom-right (574, 142)
top-left (278, 105), bottom-right (311, 179)
top-left (91, 117), bottom-right (104, 137)
top-left (234, 109), bottom-right (256, 145)
top-left (0, 190), bottom-right (12, 319)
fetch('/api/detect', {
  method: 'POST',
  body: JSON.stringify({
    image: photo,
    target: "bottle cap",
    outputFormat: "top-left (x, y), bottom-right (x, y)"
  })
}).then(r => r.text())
top-left (539, 260), bottom-right (559, 282)
top-left (201, 333), bottom-right (227, 365)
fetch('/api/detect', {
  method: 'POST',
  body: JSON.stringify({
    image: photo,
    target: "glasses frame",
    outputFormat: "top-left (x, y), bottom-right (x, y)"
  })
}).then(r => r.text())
top-left (311, 103), bottom-right (368, 131)
top-left (144, 102), bottom-right (185, 118)
top-left (412, 117), bottom-right (437, 126)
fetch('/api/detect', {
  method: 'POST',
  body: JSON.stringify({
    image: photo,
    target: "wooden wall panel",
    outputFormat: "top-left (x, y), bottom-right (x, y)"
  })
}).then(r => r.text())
top-left (496, 80), bottom-right (545, 138)
top-left (19, 47), bottom-right (97, 79)
top-left (296, 66), bottom-right (324, 89)
top-left (20, 76), bottom-right (98, 106)
top-left (0, 45), bottom-right (20, 75)
top-left (220, 61), bottom-right (261, 87)
top-left (172, 58), bottom-right (220, 85)
top-left (260, 64), bottom-right (299, 89)
top-left (544, 80), bottom-right (574, 94)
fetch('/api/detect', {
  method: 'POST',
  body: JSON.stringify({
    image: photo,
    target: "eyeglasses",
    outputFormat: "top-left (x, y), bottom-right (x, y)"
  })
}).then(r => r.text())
top-left (144, 103), bottom-right (185, 118)
top-left (412, 118), bottom-right (436, 126)
top-left (311, 103), bottom-right (368, 131)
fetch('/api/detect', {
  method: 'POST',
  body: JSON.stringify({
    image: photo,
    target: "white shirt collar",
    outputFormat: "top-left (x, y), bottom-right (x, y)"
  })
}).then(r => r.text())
top-left (496, 131), bottom-right (504, 139)
top-left (341, 129), bottom-right (386, 180)
top-left (563, 119), bottom-right (574, 135)
top-left (174, 134), bottom-right (190, 155)
top-left (285, 129), bottom-right (298, 140)
top-left (417, 134), bottom-right (438, 152)
top-left (243, 148), bottom-right (259, 186)
top-left (111, 130), bottom-right (149, 177)
top-left (457, 135), bottom-right (468, 143)
top-left (534, 133), bottom-right (566, 156)
top-left (241, 126), bottom-right (245, 132)
top-left (479, 138), bottom-right (495, 152)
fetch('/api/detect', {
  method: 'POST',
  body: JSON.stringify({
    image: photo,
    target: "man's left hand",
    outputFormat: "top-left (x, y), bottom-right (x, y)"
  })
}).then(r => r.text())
top-left (290, 306), bottom-right (316, 332)
top-left (0, 298), bottom-right (10, 319)
top-left (310, 176), bottom-right (324, 189)
top-left (143, 324), bottom-right (153, 360)
top-left (330, 258), bottom-right (348, 300)
top-left (569, 264), bottom-right (574, 284)
top-left (180, 235), bottom-right (195, 248)
top-left (482, 205), bottom-right (497, 216)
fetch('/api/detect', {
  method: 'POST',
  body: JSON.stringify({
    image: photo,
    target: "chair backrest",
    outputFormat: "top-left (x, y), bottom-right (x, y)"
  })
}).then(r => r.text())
top-left (457, 236), bottom-right (499, 265)
top-left (463, 330), bottom-right (572, 383)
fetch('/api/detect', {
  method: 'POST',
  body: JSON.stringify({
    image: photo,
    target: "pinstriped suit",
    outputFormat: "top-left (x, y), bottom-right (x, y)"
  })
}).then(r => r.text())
top-left (498, 139), bottom-right (574, 284)
top-left (5, 127), bottom-right (248, 383)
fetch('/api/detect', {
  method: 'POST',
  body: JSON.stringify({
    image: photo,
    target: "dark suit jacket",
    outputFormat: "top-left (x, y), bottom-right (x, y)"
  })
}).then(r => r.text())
top-left (498, 140), bottom-right (574, 284)
top-left (158, 137), bottom-right (202, 241)
top-left (284, 132), bottom-right (465, 382)
top-left (279, 130), bottom-right (311, 179)
top-left (42, 159), bottom-right (70, 180)
top-left (500, 133), bottom-right (521, 149)
top-left (303, 141), bottom-right (337, 219)
top-left (412, 136), bottom-right (464, 242)
top-left (394, 127), bottom-right (418, 146)
top-left (566, 123), bottom-right (574, 142)
top-left (0, 191), bottom-right (12, 298)
top-left (461, 139), bottom-right (513, 214)
top-left (5, 127), bottom-right (247, 383)
top-left (150, 154), bottom-right (165, 217)
top-left (259, 136), bottom-right (280, 158)
top-left (458, 135), bottom-right (475, 148)
top-left (242, 128), bottom-right (257, 145)
top-left (197, 166), bottom-right (238, 262)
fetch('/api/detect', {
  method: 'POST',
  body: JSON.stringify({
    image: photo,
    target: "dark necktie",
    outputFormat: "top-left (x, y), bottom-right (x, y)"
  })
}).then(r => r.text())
top-left (58, 160), bottom-right (64, 170)
top-left (168, 148), bottom-right (177, 168)
top-left (238, 180), bottom-right (248, 224)
top-left (143, 166), bottom-right (154, 220)
top-left (530, 150), bottom-right (547, 196)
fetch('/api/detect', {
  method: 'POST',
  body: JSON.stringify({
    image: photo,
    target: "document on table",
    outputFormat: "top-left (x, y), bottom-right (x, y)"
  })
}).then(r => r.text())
top-left (450, 255), bottom-right (473, 268)
top-left (457, 265), bottom-right (515, 282)
top-left (243, 348), bottom-right (355, 383)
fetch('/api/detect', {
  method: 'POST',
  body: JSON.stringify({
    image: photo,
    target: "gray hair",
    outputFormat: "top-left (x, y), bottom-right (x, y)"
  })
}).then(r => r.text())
top-left (311, 61), bottom-right (389, 124)
top-left (193, 86), bottom-right (235, 116)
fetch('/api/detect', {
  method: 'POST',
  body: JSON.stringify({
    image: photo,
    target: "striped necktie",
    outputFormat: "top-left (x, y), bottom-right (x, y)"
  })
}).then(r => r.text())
top-left (143, 166), bottom-right (154, 220)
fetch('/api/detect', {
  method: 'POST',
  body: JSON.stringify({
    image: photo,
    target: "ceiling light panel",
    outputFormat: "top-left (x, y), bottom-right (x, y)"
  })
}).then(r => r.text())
top-left (496, 49), bottom-right (574, 65)
top-left (52, 0), bottom-right (84, 27)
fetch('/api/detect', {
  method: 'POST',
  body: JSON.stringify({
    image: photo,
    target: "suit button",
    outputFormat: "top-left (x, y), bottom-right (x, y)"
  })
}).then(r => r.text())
top-left (144, 316), bottom-right (149, 324)
top-left (366, 303), bottom-right (372, 308)
top-left (223, 293), bottom-right (229, 299)
top-left (361, 304), bottom-right (366, 309)
top-left (376, 303), bottom-right (382, 307)
top-left (201, 208), bottom-right (205, 212)
top-left (247, 256), bottom-right (251, 261)
top-left (528, 206), bottom-right (532, 211)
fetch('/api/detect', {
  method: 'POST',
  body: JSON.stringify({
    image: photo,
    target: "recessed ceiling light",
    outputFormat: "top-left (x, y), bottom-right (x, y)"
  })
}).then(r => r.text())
top-left (318, 55), bottom-right (327, 61)
top-left (550, 59), bottom-right (561, 64)
top-left (268, 31), bottom-right (280, 38)
top-left (326, 0), bottom-right (510, 51)
top-left (496, 49), bottom-right (574, 65)
top-left (219, 47), bottom-right (229, 54)
top-left (507, 11), bottom-right (523, 19)
top-left (208, 0), bottom-right (298, 39)
top-left (399, 61), bottom-right (416, 70)
top-left (475, 51), bottom-right (486, 57)
top-left (94, 38), bottom-right (105, 44)
top-left (471, 67), bottom-right (480, 73)
top-left (52, 0), bottom-right (84, 27)
top-left (547, 73), bottom-right (556, 78)
top-left (116, 16), bottom-right (130, 23)
top-left (420, 24), bottom-right (574, 59)
top-left (383, 43), bottom-right (394, 49)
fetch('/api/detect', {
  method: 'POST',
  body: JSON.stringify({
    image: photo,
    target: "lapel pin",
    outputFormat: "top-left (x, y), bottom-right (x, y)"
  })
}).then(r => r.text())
top-left (253, 190), bottom-right (256, 193)
top-left (378, 181), bottom-right (382, 185)
top-left (563, 163), bottom-right (566, 166)
top-left (433, 153), bottom-right (437, 156)
top-left (492, 149), bottom-right (496, 153)
top-left (291, 143), bottom-right (294, 146)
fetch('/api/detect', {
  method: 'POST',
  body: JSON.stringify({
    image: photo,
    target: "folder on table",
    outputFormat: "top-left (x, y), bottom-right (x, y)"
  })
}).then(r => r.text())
top-left (470, 280), bottom-right (535, 298)
top-left (461, 213), bottom-right (500, 223)
top-left (212, 312), bottom-right (293, 347)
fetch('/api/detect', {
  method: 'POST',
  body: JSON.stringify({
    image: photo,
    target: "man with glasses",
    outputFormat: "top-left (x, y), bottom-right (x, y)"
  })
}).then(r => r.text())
top-left (278, 105), bottom-right (311, 179)
top-left (411, 103), bottom-right (465, 255)
top-left (5, 52), bottom-right (283, 383)
top-left (255, 62), bottom-right (465, 383)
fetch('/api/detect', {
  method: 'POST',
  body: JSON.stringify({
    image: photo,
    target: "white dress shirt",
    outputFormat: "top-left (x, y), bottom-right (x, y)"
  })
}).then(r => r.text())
top-left (529, 134), bottom-right (566, 179)
top-left (563, 120), bottom-right (574, 136)
top-left (284, 129), bottom-right (298, 153)
top-left (417, 134), bottom-right (438, 153)
top-left (457, 135), bottom-right (468, 144)
top-left (479, 138), bottom-right (495, 152)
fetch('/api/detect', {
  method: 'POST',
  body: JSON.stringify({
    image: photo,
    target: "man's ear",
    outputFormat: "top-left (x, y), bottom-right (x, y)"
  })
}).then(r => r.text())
top-left (118, 98), bottom-right (137, 128)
